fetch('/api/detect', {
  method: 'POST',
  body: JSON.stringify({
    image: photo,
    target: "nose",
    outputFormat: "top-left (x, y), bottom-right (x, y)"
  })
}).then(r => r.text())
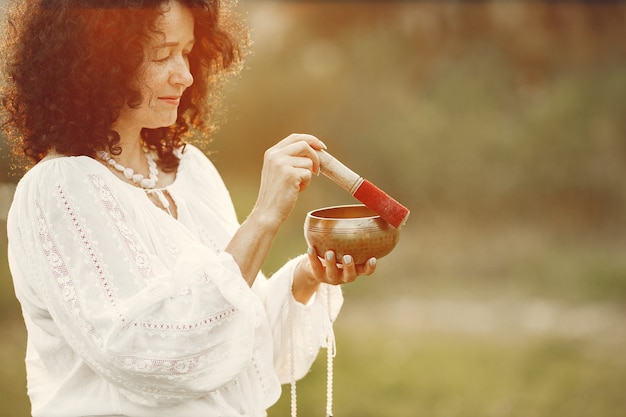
top-left (170, 56), bottom-right (194, 88)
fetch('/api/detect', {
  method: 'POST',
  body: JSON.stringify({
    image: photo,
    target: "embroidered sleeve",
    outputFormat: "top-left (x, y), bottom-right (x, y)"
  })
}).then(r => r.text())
top-left (254, 256), bottom-right (344, 383)
top-left (11, 164), bottom-right (259, 407)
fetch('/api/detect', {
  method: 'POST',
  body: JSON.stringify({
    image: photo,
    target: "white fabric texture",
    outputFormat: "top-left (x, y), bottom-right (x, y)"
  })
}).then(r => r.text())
top-left (7, 144), bottom-right (343, 417)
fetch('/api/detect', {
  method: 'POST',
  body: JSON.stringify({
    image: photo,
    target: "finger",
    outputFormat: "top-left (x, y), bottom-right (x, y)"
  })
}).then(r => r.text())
top-left (283, 141), bottom-right (321, 175)
top-left (291, 165), bottom-right (313, 192)
top-left (280, 133), bottom-right (327, 151)
top-left (324, 250), bottom-right (340, 284)
top-left (290, 155), bottom-right (314, 171)
top-left (279, 153), bottom-right (317, 192)
top-left (307, 246), bottom-right (325, 277)
top-left (265, 152), bottom-right (314, 192)
top-left (277, 135), bottom-right (324, 175)
top-left (267, 142), bottom-right (321, 177)
top-left (356, 257), bottom-right (377, 276)
top-left (340, 254), bottom-right (357, 283)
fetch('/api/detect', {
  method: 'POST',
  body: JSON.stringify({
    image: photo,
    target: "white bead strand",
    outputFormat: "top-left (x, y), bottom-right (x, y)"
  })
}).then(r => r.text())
top-left (326, 285), bottom-right (336, 417)
top-left (97, 150), bottom-right (159, 189)
top-left (290, 301), bottom-right (298, 417)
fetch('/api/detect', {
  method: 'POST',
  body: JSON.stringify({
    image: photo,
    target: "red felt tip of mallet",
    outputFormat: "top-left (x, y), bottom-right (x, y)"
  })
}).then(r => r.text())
top-left (317, 150), bottom-right (410, 228)
top-left (352, 179), bottom-right (410, 228)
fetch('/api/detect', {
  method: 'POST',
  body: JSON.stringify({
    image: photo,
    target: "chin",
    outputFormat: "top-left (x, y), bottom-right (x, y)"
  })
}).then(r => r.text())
top-left (151, 113), bottom-right (179, 129)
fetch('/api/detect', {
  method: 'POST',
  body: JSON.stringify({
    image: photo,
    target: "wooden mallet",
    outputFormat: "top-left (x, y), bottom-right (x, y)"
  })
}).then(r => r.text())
top-left (317, 150), bottom-right (410, 228)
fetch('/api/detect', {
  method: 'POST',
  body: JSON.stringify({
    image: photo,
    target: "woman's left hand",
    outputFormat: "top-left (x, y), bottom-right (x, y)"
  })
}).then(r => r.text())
top-left (293, 248), bottom-right (377, 303)
top-left (308, 248), bottom-right (377, 285)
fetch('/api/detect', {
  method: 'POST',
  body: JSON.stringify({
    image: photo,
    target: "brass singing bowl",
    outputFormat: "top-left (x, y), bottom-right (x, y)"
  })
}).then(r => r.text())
top-left (304, 204), bottom-right (401, 265)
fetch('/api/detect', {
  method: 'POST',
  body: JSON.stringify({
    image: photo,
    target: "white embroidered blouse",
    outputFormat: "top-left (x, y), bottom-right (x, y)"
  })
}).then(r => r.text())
top-left (7, 144), bottom-right (343, 417)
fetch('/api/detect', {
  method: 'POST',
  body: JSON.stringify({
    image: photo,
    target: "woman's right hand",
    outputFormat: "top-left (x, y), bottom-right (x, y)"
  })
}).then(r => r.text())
top-left (251, 133), bottom-right (327, 231)
top-left (226, 134), bottom-right (326, 285)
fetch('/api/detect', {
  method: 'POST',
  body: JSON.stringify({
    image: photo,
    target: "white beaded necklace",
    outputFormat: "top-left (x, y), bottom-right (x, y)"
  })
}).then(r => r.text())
top-left (97, 149), bottom-right (159, 189)
top-left (97, 149), bottom-right (176, 217)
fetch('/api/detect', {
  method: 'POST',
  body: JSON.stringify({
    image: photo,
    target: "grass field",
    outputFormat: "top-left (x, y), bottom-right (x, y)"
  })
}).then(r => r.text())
top-left (269, 327), bottom-right (626, 417)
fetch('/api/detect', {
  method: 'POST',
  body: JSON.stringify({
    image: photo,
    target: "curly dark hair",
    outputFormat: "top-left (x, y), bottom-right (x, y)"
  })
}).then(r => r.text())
top-left (0, 0), bottom-right (247, 171)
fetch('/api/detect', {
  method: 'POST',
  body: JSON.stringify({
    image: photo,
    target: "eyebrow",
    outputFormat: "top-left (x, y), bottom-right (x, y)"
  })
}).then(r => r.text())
top-left (156, 40), bottom-right (195, 48)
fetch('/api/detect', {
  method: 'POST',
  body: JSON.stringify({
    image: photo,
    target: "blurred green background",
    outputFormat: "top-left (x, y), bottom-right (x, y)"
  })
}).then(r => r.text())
top-left (2, 1), bottom-right (626, 416)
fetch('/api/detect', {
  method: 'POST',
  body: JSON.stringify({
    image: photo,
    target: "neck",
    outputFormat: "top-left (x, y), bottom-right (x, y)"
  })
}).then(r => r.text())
top-left (118, 142), bottom-right (146, 166)
top-left (111, 122), bottom-right (145, 166)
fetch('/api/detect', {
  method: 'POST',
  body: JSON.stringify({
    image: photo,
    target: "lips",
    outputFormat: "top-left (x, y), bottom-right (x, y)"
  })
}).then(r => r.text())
top-left (158, 96), bottom-right (181, 105)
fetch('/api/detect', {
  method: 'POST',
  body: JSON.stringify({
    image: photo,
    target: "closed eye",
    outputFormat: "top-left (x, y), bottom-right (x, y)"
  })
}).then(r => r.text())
top-left (153, 55), bottom-right (170, 64)
top-left (152, 40), bottom-right (194, 63)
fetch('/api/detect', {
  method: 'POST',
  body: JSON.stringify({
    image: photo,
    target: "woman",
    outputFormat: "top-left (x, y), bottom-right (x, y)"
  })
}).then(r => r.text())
top-left (1, 0), bottom-right (377, 416)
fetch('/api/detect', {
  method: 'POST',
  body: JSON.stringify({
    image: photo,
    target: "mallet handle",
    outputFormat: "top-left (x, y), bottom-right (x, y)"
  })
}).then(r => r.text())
top-left (317, 150), bottom-right (363, 194)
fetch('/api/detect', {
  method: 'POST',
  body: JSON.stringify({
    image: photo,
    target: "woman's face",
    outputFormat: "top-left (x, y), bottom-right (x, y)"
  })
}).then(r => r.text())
top-left (115, 1), bottom-right (195, 135)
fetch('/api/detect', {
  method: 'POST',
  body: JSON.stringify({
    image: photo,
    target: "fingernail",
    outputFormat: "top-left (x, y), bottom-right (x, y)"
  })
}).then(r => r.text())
top-left (369, 258), bottom-right (377, 267)
top-left (343, 254), bottom-right (352, 265)
top-left (307, 246), bottom-right (315, 255)
top-left (326, 251), bottom-right (334, 262)
top-left (320, 140), bottom-right (328, 150)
